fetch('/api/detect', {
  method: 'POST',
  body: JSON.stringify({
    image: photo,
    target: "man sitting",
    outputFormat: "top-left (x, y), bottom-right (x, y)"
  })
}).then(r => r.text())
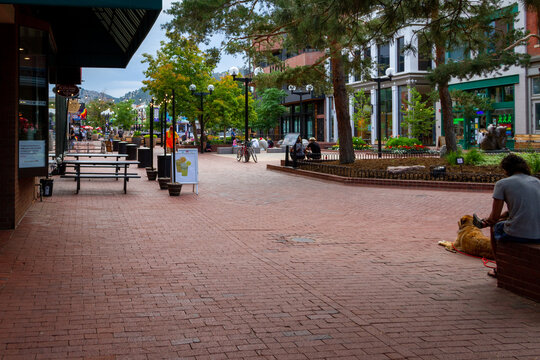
top-left (478, 154), bottom-right (540, 278)
top-left (306, 137), bottom-right (321, 159)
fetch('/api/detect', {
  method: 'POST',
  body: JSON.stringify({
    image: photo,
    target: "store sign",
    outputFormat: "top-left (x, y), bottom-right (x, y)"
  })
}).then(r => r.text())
top-left (55, 84), bottom-right (80, 97)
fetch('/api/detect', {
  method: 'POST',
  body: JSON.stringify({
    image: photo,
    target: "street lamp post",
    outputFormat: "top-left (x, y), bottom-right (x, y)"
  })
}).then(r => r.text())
top-left (374, 68), bottom-right (394, 158)
top-left (189, 84), bottom-right (214, 153)
top-left (229, 66), bottom-right (262, 145)
top-left (149, 97), bottom-right (154, 168)
top-left (288, 84), bottom-right (314, 138)
top-left (162, 96), bottom-right (168, 155)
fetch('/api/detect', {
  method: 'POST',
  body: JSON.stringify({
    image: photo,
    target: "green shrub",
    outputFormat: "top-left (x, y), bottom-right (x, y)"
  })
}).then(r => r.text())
top-left (464, 148), bottom-right (484, 165)
top-left (385, 137), bottom-right (421, 148)
top-left (143, 134), bottom-right (158, 138)
top-left (526, 152), bottom-right (540, 174)
top-left (352, 137), bottom-right (371, 150)
top-left (445, 150), bottom-right (463, 166)
top-left (133, 130), bottom-right (142, 137)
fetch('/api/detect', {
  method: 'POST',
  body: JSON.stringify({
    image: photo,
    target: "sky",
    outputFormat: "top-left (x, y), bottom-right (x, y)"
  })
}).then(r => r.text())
top-left (81, 0), bottom-right (241, 98)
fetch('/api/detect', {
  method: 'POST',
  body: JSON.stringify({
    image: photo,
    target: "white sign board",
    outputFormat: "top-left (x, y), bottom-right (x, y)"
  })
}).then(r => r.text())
top-left (173, 148), bottom-right (199, 194)
top-left (19, 140), bottom-right (46, 168)
top-left (282, 132), bottom-right (300, 146)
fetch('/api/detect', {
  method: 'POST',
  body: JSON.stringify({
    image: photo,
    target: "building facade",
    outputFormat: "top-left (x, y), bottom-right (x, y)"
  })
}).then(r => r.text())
top-left (347, 1), bottom-right (532, 149)
top-left (0, 1), bottom-right (160, 229)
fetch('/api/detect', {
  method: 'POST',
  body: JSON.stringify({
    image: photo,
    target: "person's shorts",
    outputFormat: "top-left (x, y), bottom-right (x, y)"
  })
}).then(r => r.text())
top-left (493, 221), bottom-right (540, 243)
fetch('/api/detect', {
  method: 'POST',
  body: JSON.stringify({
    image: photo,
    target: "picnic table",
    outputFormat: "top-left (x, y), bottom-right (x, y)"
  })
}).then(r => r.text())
top-left (61, 159), bottom-right (140, 194)
top-left (65, 153), bottom-right (128, 160)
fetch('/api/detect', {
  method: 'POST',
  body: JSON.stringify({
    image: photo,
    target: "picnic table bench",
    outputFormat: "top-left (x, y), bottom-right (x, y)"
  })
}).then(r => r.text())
top-left (61, 160), bottom-right (140, 194)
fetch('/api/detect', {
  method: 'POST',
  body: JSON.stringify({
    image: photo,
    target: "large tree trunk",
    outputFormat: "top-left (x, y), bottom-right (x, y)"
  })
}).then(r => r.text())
top-left (435, 43), bottom-right (458, 152)
top-left (330, 51), bottom-right (355, 164)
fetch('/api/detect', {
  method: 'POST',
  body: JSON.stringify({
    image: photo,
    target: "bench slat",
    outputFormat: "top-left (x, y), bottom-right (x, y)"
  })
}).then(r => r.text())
top-left (62, 174), bottom-right (140, 179)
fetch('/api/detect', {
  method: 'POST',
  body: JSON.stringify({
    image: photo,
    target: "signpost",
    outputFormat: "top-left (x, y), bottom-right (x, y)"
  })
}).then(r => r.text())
top-left (282, 132), bottom-right (300, 167)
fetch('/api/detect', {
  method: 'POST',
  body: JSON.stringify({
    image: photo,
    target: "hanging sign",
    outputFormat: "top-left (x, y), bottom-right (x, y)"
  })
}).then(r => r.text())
top-left (173, 148), bottom-right (199, 194)
top-left (154, 106), bottom-right (160, 122)
top-left (54, 84), bottom-right (79, 97)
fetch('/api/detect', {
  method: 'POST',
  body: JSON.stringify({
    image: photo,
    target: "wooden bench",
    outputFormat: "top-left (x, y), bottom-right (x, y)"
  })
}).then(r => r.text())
top-left (61, 160), bottom-right (140, 194)
top-left (514, 134), bottom-right (540, 149)
top-left (496, 242), bottom-right (540, 302)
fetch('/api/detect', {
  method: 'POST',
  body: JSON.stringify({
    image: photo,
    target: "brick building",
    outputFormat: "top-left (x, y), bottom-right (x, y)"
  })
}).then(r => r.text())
top-left (0, 1), bottom-right (160, 229)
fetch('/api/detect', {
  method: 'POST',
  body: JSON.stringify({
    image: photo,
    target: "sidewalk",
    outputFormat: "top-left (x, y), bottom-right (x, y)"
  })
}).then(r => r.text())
top-left (0, 152), bottom-right (539, 359)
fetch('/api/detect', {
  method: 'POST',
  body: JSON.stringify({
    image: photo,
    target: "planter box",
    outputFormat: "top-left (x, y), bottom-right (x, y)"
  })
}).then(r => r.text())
top-left (91, 134), bottom-right (99, 140)
top-left (217, 147), bottom-right (233, 154)
top-left (144, 137), bottom-right (157, 147)
top-left (210, 144), bottom-right (232, 152)
top-left (132, 137), bottom-right (142, 147)
top-left (267, 147), bottom-right (285, 153)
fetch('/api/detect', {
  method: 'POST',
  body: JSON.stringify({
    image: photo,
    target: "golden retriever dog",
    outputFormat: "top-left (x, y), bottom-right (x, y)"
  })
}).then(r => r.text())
top-left (438, 215), bottom-right (494, 259)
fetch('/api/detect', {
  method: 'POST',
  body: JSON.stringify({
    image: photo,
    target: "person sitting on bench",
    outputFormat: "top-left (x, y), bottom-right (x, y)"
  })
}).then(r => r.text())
top-left (306, 137), bottom-right (321, 159)
top-left (477, 154), bottom-right (540, 278)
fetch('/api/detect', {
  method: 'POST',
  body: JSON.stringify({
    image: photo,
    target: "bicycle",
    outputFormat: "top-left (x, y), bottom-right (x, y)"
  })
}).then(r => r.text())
top-left (236, 142), bottom-right (257, 163)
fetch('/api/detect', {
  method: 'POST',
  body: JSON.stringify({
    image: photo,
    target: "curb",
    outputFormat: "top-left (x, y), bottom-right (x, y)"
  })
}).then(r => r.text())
top-left (267, 164), bottom-right (495, 192)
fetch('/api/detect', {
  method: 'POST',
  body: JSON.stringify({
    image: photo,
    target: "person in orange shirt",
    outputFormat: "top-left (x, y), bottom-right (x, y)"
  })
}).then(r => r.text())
top-left (166, 126), bottom-right (180, 151)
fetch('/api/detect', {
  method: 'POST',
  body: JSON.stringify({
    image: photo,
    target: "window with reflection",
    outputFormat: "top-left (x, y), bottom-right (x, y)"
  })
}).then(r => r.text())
top-left (18, 26), bottom-right (49, 176)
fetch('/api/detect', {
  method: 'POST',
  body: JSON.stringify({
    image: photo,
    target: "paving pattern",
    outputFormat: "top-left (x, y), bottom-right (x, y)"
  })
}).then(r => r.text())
top-left (0, 151), bottom-right (539, 360)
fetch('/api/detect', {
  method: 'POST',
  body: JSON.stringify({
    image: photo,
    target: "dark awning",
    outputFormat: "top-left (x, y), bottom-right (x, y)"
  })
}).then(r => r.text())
top-left (12, 1), bottom-right (161, 68)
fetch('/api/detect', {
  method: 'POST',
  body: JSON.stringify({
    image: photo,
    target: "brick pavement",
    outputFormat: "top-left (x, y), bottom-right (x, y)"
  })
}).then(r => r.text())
top-left (0, 151), bottom-right (539, 360)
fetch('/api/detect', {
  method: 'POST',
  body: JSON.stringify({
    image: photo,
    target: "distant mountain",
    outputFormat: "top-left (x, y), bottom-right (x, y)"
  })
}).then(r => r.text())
top-left (118, 88), bottom-right (152, 104)
top-left (79, 88), bottom-right (118, 103)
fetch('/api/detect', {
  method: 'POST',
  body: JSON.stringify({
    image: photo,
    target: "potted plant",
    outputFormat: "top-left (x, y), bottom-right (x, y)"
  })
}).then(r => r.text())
top-left (157, 177), bottom-right (170, 190)
top-left (144, 134), bottom-right (158, 147)
top-left (145, 167), bottom-right (158, 181)
top-left (167, 182), bottom-right (182, 196)
top-left (132, 130), bottom-right (142, 146)
top-left (91, 129), bottom-right (99, 140)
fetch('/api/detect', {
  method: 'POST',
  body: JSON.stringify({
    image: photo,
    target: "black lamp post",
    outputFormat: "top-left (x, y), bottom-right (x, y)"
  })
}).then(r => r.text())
top-left (189, 84), bottom-right (214, 153)
top-left (288, 84), bottom-right (314, 138)
top-left (149, 97), bottom-right (154, 167)
top-left (162, 96), bottom-right (168, 155)
top-left (171, 89), bottom-right (176, 183)
top-left (373, 67), bottom-right (394, 158)
top-left (229, 66), bottom-right (262, 145)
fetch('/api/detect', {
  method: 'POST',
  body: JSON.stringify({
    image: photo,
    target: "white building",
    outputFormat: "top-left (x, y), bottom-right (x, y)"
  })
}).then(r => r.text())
top-left (346, 1), bottom-right (528, 149)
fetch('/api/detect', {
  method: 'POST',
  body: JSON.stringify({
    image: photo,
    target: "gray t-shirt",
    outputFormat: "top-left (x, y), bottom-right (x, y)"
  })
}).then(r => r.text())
top-left (493, 173), bottom-right (540, 239)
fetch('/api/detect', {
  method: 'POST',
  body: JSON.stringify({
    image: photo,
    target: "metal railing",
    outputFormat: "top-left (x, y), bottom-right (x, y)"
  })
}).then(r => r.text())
top-left (315, 149), bottom-right (441, 161)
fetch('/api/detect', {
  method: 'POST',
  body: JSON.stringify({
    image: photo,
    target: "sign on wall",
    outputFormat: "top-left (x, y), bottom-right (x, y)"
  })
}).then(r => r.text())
top-left (19, 140), bottom-right (46, 168)
top-left (173, 148), bottom-right (199, 194)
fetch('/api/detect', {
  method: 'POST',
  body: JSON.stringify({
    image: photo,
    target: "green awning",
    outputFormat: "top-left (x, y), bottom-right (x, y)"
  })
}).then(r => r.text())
top-left (448, 74), bottom-right (519, 91)
top-left (11, 1), bottom-right (161, 68)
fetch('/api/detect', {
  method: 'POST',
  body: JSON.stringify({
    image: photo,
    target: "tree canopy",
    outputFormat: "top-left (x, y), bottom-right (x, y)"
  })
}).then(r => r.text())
top-left (254, 88), bottom-right (287, 136)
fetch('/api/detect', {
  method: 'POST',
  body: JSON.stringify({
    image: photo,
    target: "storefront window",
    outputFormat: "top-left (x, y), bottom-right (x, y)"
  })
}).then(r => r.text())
top-left (488, 85), bottom-right (514, 103)
top-left (534, 103), bottom-right (540, 131)
top-left (380, 88), bottom-right (392, 139)
top-left (378, 43), bottom-right (390, 76)
top-left (398, 86), bottom-right (408, 137)
top-left (18, 26), bottom-right (49, 177)
top-left (492, 108), bottom-right (514, 137)
top-left (533, 77), bottom-right (540, 95)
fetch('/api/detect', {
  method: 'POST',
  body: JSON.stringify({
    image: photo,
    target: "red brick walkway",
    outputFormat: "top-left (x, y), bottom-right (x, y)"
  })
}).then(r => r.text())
top-left (0, 152), bottom-right (539, 359)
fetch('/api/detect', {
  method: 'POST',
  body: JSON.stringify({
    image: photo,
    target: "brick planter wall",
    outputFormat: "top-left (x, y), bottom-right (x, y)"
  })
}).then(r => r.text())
top-left (496, 242), bottom-right (540, 302)
top-left (267, 164), bottom-right (495, 192)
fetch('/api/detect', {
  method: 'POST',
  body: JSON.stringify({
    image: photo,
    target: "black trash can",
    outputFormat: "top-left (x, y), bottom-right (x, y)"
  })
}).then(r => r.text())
top-left (137, 147), bottom-right (152, 168)
top-left (112, 139), bottom-right (120, 151)
top-left (118, 141), bottom-right (128, 154)
top-left (126, 144), bottom-right (138, 160)
top-left (40, 178), bottom-right (54, 197)
top-left (157, 154), bottom-right (171, 178)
